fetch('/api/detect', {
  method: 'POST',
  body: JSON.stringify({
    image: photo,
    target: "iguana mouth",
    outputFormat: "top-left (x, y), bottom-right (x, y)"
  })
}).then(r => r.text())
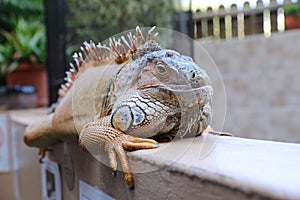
top-left (162, 84), bottom-right (212, 93)
top-left (162, 85), bottom-right (213, 107)
top-left (140, 84), bottom-right (213, 107)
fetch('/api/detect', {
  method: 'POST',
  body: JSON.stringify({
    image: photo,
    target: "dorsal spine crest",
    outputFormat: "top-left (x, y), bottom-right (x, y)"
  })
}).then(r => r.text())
top-left (57, 26), bottom-right (159, 100)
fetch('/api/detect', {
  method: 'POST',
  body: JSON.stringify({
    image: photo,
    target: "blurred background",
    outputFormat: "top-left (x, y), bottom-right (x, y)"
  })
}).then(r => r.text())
top-left (0, 0), bottom-right (300, 142)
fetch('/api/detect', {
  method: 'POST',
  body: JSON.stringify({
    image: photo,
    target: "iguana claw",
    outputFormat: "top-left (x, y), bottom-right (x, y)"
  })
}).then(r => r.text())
top-left (79, 120), bottom-right (158, 189)
top-left (38, 148), bottom-right (53, 163)
top-left (38, 148), bottom-right (46, 164)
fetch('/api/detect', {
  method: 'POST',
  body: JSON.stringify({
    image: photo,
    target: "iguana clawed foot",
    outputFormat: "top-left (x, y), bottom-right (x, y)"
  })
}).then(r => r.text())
top-left (105, 134), bottom-right (158, 189)
top-left (79, 120), bottom-right (158, 189)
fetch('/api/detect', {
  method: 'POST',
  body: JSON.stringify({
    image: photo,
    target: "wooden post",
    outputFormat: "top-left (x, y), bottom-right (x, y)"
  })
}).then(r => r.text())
top-left (219, 5), bottom-right (226, 39)
top-left (206, 7), bottom-right (214, 38)
top-left (243, 1), bottom-right (255, 35)
top-left (270, 0), bottom-right (278, 32)
top-left (195, 9), bottom-right (202, 38)
top-left (255, 0), bottom-right (264, 34)
top-left (231, 4), bottom-right (238, 38)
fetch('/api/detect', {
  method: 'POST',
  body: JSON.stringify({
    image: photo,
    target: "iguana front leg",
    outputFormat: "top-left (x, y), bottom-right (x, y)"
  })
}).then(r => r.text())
top-left (79, 116), bottom-right (158, 189)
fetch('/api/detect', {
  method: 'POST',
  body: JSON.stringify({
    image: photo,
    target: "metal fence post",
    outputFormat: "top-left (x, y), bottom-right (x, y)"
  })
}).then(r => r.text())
top-left (44, 0), bottom-right (66, 105)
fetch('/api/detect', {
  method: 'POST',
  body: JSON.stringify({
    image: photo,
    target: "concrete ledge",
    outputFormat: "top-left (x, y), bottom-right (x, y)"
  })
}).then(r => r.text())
top-left (9, 109), bottom-right (300, 200)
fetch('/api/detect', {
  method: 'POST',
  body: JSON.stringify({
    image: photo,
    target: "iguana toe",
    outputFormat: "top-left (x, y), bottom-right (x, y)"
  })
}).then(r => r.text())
top-left (122, 136), bottom-right (159, 151)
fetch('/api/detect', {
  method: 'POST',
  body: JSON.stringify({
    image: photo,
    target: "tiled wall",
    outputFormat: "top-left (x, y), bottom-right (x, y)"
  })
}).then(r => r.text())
top-left (198, 30), bottom-right (300, 143)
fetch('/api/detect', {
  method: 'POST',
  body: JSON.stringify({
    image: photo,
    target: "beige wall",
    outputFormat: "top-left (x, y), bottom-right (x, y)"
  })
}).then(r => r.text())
top-left (199, 30), bottom-right (300, 143)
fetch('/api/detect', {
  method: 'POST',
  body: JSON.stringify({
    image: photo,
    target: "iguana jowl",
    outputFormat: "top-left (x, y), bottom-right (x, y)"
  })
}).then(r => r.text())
top-left (24, 26), bottom-right (214, 189)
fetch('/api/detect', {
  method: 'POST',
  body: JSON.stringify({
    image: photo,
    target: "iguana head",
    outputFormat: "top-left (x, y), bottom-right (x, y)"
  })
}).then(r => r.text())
top-left (111, 38), bottom-right (212, 139)
top-left (136, 44), bottom-right (211, 99)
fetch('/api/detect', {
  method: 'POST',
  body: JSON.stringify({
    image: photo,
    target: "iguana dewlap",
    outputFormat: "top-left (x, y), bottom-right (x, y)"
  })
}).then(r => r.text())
top-left (23, 26), bottom-right (213, 189)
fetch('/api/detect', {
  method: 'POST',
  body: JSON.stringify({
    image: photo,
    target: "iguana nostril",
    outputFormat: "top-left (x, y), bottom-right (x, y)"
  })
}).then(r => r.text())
top-left (187, 70), bottom-right (197, 81)
top-left (166, 51), bottom-right (173, 57)
top-left (191, 71), bottom-right (196, 79)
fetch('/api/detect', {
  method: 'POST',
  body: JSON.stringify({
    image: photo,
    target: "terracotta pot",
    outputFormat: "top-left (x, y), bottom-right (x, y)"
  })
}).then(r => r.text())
top-left (5, 62), bottom-right (49, 107)
top-left (285, 15), bottom-right (300, 30)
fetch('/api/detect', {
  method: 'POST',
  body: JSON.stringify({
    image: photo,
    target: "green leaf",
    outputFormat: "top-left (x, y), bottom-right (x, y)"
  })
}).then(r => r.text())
top-left (0, 16), bottom-right (46, 73)
top-left (7, 61), bottom-right (19, 73)
top-left (1, 63), bottom-right (8, 74)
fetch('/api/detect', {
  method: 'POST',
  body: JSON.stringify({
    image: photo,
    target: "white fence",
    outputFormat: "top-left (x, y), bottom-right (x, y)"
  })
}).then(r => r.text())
top-left (194, 0), bottom-right (300, 39)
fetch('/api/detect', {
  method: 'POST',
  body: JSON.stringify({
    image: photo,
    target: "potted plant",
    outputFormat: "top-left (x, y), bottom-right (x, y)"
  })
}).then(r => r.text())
top-left (284, 3), bottom-right (300, 30)
top-left (0, 17), bottom-right (48, 106)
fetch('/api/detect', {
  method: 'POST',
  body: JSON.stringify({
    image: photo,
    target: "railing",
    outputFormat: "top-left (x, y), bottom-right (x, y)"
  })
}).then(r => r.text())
top-left (194, 0), bottom-right (300, 40)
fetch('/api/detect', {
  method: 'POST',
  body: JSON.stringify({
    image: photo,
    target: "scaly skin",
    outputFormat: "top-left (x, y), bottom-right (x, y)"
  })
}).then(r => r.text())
top-left (24, 27), bottom-right (214, 189)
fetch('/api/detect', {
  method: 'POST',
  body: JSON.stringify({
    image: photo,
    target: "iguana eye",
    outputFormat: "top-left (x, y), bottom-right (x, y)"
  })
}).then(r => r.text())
top-left (156, 63), bottom-right (167, 75)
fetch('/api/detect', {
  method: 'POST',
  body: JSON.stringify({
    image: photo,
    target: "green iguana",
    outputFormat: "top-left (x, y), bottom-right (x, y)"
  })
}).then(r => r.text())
top-left (24, 26), bottom-right (219, 189)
